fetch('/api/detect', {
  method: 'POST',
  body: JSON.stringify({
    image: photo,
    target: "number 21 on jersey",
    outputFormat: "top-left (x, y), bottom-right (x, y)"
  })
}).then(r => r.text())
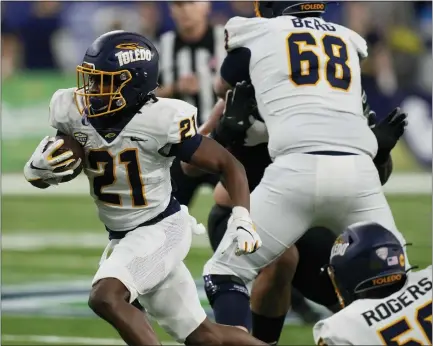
top-left (286, 32), bottom-right (351, 91)
top-left (88, 149), bottom-right (147, 207)
top-left (87, 116), bottom-right (197, 207)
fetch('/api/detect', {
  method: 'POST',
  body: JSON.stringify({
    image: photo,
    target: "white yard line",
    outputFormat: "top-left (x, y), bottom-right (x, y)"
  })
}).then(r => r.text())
top-left (2, 173), bottom-right (431, 195)
top-left (1, 174), bottom-right (214, 196)
top-left (1, 334), bottom-right (180, 345)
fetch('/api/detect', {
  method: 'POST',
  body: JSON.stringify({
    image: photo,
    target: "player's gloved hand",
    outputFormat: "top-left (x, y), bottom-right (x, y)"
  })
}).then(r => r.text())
top-left (222, 81), bottom-right (258, 132)
top-left (220, 206), bottom-right (262, 256)
top-left (371, 107), bottom-right (408, 154)
top-left (23, 136), bottom-right (80, 185)
top-left (212, 81), bottom-right (259, 147)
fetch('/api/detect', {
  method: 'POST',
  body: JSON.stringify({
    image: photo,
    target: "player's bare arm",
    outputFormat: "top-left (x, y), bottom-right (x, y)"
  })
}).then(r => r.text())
top-left (188, 135), bottom-right (262, 256)
top-left (198, 98), bottom-right (226, 135)
top-left (215, 75), bottom-right (233, 98)
top-left (189, 136), bottom-right (249, 210)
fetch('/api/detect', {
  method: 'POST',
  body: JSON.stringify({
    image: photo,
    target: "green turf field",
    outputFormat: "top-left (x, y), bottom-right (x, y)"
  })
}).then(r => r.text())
top-left (2, 193), bottom-right (431, 345)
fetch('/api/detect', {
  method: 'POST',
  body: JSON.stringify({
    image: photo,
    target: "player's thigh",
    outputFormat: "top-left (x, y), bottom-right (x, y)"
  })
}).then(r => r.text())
top-left (293, 227), bottom-right (338, 307)
top-left (138, 261), bottom-right (207, 343)
top-left (342, 155), bottom-right (410, 266)
top-left (92, 210), bottom-right (192, 303)
top-left (204, 158), bottom-right (315, 283)
top-left (207, 204), bottom-right (231, 252)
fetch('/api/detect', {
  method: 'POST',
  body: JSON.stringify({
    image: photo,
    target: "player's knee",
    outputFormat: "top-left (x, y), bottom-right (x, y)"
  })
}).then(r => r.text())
top-left (88, 278), bottom-right (129, 316)
top-left (185, 318), bottom-right (224, 346)
top-left (264, 246), bottom-right (299, 286)
top-left (203, 274), bottom-right (249, 306)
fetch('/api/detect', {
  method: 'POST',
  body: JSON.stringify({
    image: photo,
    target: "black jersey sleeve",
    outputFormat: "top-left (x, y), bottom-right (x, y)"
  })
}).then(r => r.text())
top-left (220, 47), bottom-right (251, 86)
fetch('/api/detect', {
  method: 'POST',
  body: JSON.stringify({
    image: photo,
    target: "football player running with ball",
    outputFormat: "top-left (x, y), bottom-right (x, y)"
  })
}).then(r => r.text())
top-left (23, 30), bottom-right (267, 346)
top-left (202, 0), bottom-right (412, 335)
top-left (314, 222), bottom-right (432, 345)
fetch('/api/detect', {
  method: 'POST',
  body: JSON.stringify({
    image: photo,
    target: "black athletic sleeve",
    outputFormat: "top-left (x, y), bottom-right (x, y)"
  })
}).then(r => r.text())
top-left (159, 134), bottom-right (203, 163)
top-left (220, 47), bottom-right (252, 86)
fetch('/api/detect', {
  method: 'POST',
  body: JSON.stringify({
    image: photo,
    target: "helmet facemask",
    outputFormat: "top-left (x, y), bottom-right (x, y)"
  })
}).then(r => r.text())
top-left (74, 62), bottom-right (132, 117)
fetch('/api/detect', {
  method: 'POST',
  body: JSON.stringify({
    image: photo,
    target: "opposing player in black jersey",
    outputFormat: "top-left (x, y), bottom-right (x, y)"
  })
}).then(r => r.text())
top-left (183, 81), bottom-right (408, 344)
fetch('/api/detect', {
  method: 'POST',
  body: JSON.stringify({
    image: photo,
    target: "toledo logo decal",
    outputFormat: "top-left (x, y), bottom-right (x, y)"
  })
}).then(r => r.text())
top-left (115, 42), bottom-right (152, 67)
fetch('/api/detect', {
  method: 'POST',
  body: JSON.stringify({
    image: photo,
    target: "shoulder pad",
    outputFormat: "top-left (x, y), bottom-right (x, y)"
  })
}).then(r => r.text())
top-left (348, 29), bottom-right (368, 60)
top-left (224, 16), bottom-right (268, 51)
top-left (156, 98), bottom-right (198, 145)
top-left (48, 88), bottom-right (76, 134)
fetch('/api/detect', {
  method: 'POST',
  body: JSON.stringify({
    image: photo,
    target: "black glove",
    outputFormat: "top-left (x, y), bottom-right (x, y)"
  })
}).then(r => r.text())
top-left (371, 107), bottom-right (408, 163)
top-left (213, 81), bottom-right (259, 147)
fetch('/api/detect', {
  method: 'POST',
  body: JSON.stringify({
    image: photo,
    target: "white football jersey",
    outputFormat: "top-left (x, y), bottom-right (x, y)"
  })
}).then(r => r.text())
top-left (313, 266), bottom-right (432, 345)
top-left (49, 88), bottom-right (198, 232)
top-left (224, 16), bottom-right (378, 159)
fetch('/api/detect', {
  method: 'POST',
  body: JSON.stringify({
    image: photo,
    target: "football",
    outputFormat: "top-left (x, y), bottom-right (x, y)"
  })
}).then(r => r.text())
top-left (43, 135), bottom-right (85, 182)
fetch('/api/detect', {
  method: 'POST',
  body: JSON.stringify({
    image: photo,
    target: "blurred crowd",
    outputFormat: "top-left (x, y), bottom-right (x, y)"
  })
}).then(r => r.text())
top-left (2, 1), bottom-right (432, 167)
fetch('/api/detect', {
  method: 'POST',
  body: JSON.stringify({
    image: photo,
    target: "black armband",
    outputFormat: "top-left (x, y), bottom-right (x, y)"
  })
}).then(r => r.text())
top-left (158, 134), bottom-right (203, 162)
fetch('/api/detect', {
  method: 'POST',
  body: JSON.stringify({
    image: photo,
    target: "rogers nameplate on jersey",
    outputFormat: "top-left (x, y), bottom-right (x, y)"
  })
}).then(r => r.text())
top-left (361, 274), bottom-right (432, 327)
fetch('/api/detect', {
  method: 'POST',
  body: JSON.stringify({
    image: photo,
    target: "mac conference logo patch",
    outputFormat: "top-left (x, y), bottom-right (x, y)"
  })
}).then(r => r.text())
top-left (74, 132), bottom-right (88, 147)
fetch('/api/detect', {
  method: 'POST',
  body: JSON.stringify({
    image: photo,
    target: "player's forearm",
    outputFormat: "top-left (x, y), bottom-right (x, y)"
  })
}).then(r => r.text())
top-left (199, 98), bottom-right (225, 135)
top-left (189, 136), bottom-right (250, 210)
top-left (220, 157), bottom-right (250, 210)
top-left (214, 76), bottom-right (232, 98)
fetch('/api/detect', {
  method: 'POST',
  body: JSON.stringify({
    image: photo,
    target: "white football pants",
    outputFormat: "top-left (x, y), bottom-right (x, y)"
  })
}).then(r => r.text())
top-left (203, 153), bottom-right (410, 283)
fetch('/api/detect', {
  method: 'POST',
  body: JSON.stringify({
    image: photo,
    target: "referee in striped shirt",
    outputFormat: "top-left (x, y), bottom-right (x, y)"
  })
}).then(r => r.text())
top-left (157, 1), bottom-right (226, 206)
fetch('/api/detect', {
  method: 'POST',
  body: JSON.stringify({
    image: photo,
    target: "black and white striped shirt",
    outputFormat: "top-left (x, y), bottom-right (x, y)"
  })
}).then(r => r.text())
top-left (158, 25), bottom-right (226, 126)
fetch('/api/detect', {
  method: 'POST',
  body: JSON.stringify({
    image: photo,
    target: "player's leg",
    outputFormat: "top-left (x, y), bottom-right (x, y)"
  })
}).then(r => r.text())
top-left (250, 246), bottom-right (299, 345)
top-left (207, 201), bottom-right (294, 340)
top-left (88, 209), bottom-right (194, 345)
top-left (292, 226), bottom-right (340, 313)
top-left (89, 278), bottom-right (160, 345)
top-left (139, 260), bottom-right (266, 346)
top-left (340, 154), bottom-right (411, 268)
top-left (203, 154), bottom-right (316, 334)
top-left (207, 199), bottom-right (318, 343)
